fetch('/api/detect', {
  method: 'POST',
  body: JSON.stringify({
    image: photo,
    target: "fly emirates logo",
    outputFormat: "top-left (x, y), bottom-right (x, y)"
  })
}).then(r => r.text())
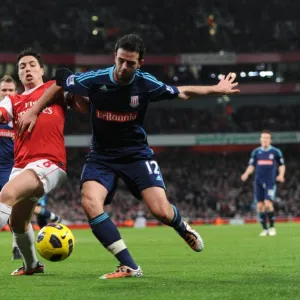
top-left (96, 110), bottom-right (138, 122)
top-left (17, 101), bottom-right (53, 118)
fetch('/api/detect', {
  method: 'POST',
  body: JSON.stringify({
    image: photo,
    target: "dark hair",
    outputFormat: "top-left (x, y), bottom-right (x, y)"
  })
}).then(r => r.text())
top-left (17, 47), bottom-right (44, 68)
top-left (114, 34), bottom-right (145, 60)
top-left (0, 75), bottom-right (16, 86)
top-left (261, 130), bottom-right (272, 136)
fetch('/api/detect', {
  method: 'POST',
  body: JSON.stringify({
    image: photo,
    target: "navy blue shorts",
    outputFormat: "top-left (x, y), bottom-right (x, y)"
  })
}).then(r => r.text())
top-left (254, 181), bottom-right (276, 202)
top-left (0, 167), bottom-right (12, 191)
top-left (81, 158), bottom-right (166, 205)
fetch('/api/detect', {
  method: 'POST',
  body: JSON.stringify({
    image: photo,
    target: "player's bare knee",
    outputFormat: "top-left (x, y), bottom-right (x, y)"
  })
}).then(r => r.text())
top-left (0, 188), bottom-right (17, 206)
top-left (264, 200), bottom-right (274, 211)
top-left (256, 202), bottom-right (265, 212)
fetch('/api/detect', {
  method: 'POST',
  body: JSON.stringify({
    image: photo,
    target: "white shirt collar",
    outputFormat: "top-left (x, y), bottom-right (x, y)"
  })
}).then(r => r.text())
top-left (22, 83), bottom-right (43, 95)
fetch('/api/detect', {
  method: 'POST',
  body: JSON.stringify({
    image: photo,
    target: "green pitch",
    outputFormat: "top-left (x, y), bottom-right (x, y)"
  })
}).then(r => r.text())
top-left (1, 224), bottom-right (300, 300)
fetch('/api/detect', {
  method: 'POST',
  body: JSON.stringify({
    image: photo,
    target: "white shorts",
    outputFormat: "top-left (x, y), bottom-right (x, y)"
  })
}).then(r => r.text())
top-left (9, 159), bottom-right (67, 201)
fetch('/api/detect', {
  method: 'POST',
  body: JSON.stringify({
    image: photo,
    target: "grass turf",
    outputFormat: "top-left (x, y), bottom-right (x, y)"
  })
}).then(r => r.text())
top-left (1, 224), bottom-right (300, 300)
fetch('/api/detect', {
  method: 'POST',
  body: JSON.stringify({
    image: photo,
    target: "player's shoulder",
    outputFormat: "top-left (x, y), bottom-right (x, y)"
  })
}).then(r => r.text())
top-left (252, 147), bottom-right (261, 154)
top-left (270, 146), bottom-right (283, 155)
top-left (44, 80), bottom-right (56, 88)
top-left (76, 67), bottom-right (111, 81)
top-left (25, 81), bottom-right (55, 94)
top-left (135, 69), bottom-right (164, 89)
top-left (25, 81), bottom-right (56, 98)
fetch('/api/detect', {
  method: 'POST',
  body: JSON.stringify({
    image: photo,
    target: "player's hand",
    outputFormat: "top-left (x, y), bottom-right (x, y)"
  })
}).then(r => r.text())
top-left (276, 175), bottom-right (285, 183)
top-left (17, 109), bottom-right (38, 136)
top-left (216, 73), bottom-right (240, 94)
top-left (241, 173), bottom-right (248, 182)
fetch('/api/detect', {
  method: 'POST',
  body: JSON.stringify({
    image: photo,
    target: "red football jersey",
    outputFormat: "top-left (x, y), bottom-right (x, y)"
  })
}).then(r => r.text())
top-left (0, 80), bottom-right (66, 170)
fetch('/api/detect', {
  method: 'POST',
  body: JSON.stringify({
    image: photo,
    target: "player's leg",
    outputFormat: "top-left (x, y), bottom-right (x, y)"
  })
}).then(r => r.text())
top-left (142, 187), bottom-right (204, 251)
top-left (264, 200), bottom-right (276, 236)
top-left (35, 210), bottom-right (48, 228)
top-left (121, 159), bottom-right (204, 252)
top-left (255, 182), bottom-right (268, 236)
top-left (0, 169), bottom-right (44, 230)
top-left (34, 199), bottom-right (61, 227)
top-left (264, 184), bottom-right (276, 236)
top-left (0, 169), bottom-right (45, 274)
top-left (11, 222), bottom-right (22, 260)
top-left (257, 201), bottom-right (268, 236)
top-left (11, 183), bottom-right (49, 261)
top-left (0, 160), bottom-right (66, 275)
top-left (10, 199), bottom-right (45, 275)
top-left (34, 198), bottom-right (48, 228)
top-left (82, 181), bottom-right (142, 279)
top-left (0, 168), bottom-right (22, 259)
top-left (80, 161), bottom-right (142, 279)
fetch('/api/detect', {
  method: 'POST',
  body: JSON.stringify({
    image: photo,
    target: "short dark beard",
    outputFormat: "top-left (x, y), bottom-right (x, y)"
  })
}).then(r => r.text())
top-left (114, 69), bottom-right (134, 85)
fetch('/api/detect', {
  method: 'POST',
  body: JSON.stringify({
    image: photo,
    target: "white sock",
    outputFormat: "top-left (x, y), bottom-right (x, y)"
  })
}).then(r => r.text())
top-left (14, 223), bottom-right (38, 270)
top-left (12, 233), bottom-right (18, 248)
top-left (0, 203), bottom-right (12, 229)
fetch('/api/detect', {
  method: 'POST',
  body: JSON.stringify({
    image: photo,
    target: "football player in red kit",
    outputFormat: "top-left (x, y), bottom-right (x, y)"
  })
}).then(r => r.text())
top-left (0, 48), bottom-right (87, 275)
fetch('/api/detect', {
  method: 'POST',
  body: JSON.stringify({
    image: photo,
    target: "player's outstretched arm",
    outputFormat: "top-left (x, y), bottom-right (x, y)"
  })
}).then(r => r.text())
top-left (34, 83), bottom-right (62, 114)
top-left (177, 73), bottom-right (239, 100)
top-left (241, 165), bottom-right (255, 182)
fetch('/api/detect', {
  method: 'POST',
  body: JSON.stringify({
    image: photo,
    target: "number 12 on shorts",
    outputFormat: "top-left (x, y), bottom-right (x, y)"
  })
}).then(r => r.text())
top-left (145, 160), bottom-right (164, 183)
top-left (145, 160), bottom-right (160, 175)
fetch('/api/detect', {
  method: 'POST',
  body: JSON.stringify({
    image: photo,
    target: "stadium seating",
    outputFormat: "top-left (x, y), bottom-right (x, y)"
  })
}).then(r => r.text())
top-left (1, 0), bottom-right (299, 53)
top-left (64, 105), bottom-right (300, 134)
top-left (46, 147), bottom-right (300, 222)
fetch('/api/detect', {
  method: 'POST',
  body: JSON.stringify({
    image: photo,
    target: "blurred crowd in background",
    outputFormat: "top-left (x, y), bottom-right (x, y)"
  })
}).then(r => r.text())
top-left (65, 104), bottom-right (300, 135)
top-left (46, 147), bottom-right (300, 223)
top-left (1, 0), bottom-right (300, 53)
top-left (1, 0), bottom-right (300, 223)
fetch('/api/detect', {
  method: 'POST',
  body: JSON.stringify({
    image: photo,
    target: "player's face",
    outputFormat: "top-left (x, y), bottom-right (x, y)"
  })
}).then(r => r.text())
top-left (260, 133), bottom-right (271, 148)
top-left (0, 81), bottom-right (16, 99)
top-left (18, 56), bottom-right (44, 89)
top-left (114, 48), bottom-right (144, 84)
